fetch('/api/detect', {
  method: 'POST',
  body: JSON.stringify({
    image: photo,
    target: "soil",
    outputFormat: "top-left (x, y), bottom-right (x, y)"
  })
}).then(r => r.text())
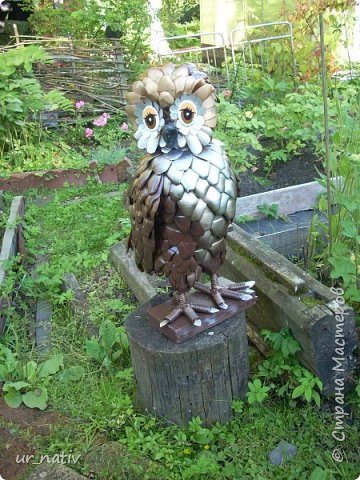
top-left (238, 148), bottom-right (324, 197)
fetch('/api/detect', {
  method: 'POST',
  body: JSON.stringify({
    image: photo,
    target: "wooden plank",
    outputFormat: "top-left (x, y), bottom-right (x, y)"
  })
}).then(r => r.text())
top-left (220, 226), bottom-right (357, 395)
top-left (229, 226), bottom-right (307, 293)
top-left (258, 225), bottom-right (309, 257)
top-left (236, 178), bottom-right (342, 218)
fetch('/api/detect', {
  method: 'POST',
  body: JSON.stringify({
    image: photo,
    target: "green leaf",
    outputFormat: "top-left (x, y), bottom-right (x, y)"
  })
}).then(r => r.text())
top-left (22, 387), bottom-right (48, 410)
top-left (304, 386), bottom-right (312, 402)
top-left (3, 381), bottom-right (30, 391)
top-left (86, 338), bottom-right (104, 362)
top-left (310, 467), bottom-right (329, 480)
top-left (312, 391), bottom-right (321, 407)
top-left (341, 219), bottom-right (357, 238)
top-left (38, 353), bottom-right (64, 378)
top-left (4, 389), bottom-right (23, 408)
top-left (292, 385), bottom-right (304, 399)
top-left (57, 365), bottom-right (85, 382)
top-left (100, 320), bottom-right (117, 351)
top-left (23, 360), bottom-right (38, 381)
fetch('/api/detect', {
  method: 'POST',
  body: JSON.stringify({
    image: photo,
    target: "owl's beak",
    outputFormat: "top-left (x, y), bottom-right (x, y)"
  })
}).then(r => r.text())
top-left (161, 121), bottom-right (177, 149)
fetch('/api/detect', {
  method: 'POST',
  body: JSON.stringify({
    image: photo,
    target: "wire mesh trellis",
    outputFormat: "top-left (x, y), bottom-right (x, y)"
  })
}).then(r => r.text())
top-left (230, 21), bottom-right (297, 84)
top-left (157, 32), bottom-right (230, 94)
top-left (1, 35), bottom-right (131, 115)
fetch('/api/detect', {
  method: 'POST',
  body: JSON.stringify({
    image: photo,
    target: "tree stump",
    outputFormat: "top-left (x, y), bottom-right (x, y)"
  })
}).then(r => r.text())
top-left (125, 294), bottom-right (249, 426)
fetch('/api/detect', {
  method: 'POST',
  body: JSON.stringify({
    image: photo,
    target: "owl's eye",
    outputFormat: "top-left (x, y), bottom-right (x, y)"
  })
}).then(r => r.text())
top-left (178, 100), bottom-right (197, 126)
top-left (142, 105), bottom-right (159, 131)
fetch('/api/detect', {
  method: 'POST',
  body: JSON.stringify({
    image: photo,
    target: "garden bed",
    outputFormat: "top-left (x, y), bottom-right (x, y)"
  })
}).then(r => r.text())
top-left (234, 179), bottom-right (332, 257)
top-left (0, 159), bottom-right (131, 193)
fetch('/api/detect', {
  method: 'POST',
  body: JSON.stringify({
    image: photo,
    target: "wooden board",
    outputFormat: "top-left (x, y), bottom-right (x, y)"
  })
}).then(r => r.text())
top-left (147, 290), bottom-right (257, 343)
top-left (235, 178), bottom-right (343, 219)
top-left (220, 226), bottom-right (357, 396)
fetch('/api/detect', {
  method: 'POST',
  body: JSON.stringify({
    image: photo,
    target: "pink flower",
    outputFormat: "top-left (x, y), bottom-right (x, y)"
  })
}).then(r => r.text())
top-left (85, 128), bottom-right (93, 137)
top-left (76, 100), bottom-right (85, 109)
top-left (121, 122), bottom-right (129, 131)
top-left (223, 90), bottom-right (232, 98)
top-left (93, 113), bottom-right (110, 127)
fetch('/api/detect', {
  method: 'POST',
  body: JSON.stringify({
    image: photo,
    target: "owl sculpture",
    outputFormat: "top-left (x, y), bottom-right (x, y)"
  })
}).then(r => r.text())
top-left (126, 63), bottom-right (254, 327)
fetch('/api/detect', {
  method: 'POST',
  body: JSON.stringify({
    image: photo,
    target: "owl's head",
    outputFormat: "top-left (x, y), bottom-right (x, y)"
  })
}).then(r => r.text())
top-left (125, 63), bottom-right (216, 155)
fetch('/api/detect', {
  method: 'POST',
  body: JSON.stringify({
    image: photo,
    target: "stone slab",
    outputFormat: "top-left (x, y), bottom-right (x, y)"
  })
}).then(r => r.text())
top-left (36, 299), bottom-right (53, 353)
top-left (0, 196), bottom-right (25, 335)
top-left (25, 464), bottom-right (88, 480)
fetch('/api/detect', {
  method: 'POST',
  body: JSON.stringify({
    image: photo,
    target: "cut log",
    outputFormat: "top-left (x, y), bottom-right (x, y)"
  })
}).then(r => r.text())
top-left (125, 294), bottom-right (249, 426)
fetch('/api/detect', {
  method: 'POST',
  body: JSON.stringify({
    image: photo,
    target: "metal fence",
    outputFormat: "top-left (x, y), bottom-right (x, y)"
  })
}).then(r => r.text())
top-left (230, 21), bottom-right (297, 82)
top-left (157, 32), bottom-right (230, 93)
top-left (156, 21), bottom-right (297, 95)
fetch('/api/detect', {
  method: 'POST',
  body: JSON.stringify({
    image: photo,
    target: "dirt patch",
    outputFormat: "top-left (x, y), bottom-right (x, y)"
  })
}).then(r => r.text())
top-left (239, 148), bottom-right (324, 197)
top-left (0, 426), bottom-right (35, 480)
top-left (0, 398), bottom-right (65, 436)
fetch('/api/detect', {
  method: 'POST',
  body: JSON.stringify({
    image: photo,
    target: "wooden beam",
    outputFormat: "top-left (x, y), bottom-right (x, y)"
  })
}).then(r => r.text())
top-left (236, 178), bottom-right (342, 219)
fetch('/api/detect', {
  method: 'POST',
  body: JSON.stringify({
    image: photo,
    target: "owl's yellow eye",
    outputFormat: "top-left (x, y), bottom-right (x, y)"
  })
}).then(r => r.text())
top-left (143, 106), bottom-right (159, 131)
top-left (178, 100), bottom-right (197, 126)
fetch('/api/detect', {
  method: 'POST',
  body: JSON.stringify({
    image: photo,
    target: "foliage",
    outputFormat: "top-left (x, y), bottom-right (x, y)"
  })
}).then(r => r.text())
top-left (86, 319), bottom-right (129, 369)
top-left (286, 0), bottom-right (357, 80)
top-left (257, 329), bottom-right (323, 407)
top-left (22, 0), bottom-right (150, 79)
top-left (0, 45), bottom-right (72, 154)
top-left (304, 80), bottom-right (360, 306)
top-left (0, 345), bottom-right (63, 410)
top-left (215, 93), bottom-right (263, 170)
top-left (246, 378), bottom-right (271, 404)
top-left (257, 203), bottom-right (283, 220)
top-left (160, 0), bottom-right (199, 28)
top-left (236, 214), bottom-right (256, 224)
top-left (0, 45), bottom-right (79, 174)
top-left (217, 79), bottom-right (328, 172)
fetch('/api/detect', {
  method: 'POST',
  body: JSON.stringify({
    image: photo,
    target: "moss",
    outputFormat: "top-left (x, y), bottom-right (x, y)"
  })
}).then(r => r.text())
top-left (301, 296), bottom-right (325, 307)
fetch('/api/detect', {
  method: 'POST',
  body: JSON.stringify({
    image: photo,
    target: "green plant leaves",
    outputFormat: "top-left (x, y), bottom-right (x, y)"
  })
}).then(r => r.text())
top-left (58, 365), bottom-right (85, 383)
top-left (4, 388), bottom-right (23, 408)
top-left (0, 350), bottom-right (66, 410)
top-left (38, 353), bottom-right (64, 378)
top-left (22, 387), bottom-right (48, 410)
top-left (100, 319), bottom-right (118, 351)
top-left (86, 320), bottom-right (129, 370)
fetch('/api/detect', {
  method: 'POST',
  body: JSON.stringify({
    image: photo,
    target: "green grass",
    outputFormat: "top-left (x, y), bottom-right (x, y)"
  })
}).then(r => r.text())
top-left (1, 181), bottom-right (359, 480)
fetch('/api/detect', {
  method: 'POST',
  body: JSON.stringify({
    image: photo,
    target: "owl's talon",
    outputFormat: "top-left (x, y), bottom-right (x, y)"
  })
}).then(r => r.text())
top-left (225, 280), bottom-right (256, 291)
top-left (193, 274), bottom-right (255, 308)
top-left (160, 294), bottom-right (212, 327)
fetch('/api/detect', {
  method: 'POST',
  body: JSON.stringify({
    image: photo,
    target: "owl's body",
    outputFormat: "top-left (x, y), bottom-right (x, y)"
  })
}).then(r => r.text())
top-left (126, 63), bottom-right (254, 326)
top-left (129, 139), bottom-right (238, 293)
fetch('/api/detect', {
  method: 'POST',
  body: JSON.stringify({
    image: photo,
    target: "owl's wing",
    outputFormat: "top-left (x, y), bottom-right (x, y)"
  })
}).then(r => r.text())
top-left (128, 154), bottom-right (163, 273)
